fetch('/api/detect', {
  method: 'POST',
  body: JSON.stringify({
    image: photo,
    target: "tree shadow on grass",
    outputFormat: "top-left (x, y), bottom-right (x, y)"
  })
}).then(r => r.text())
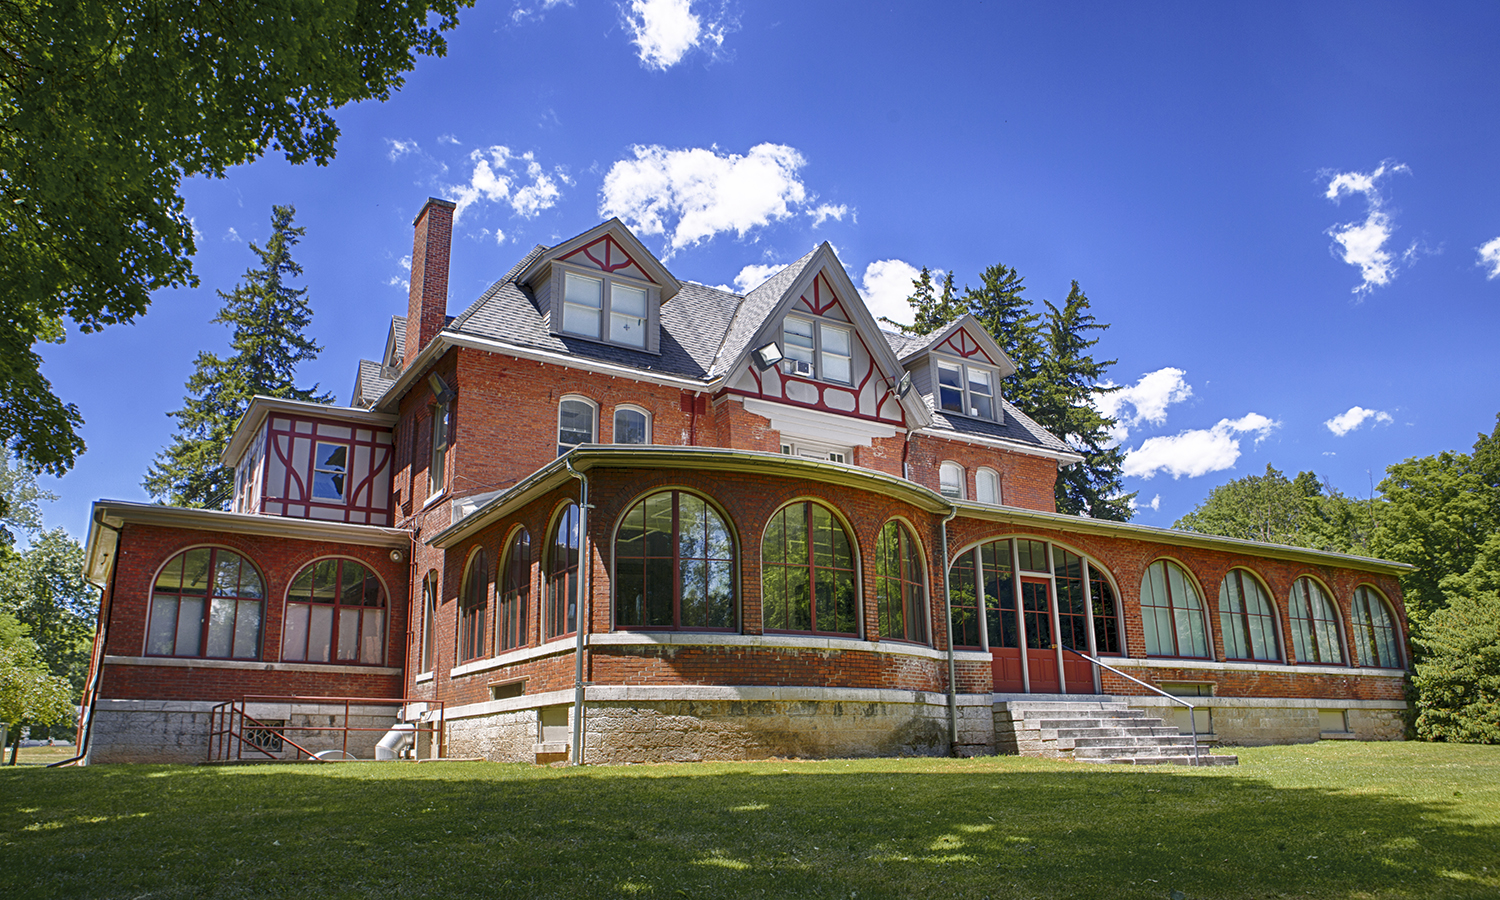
top-left (2, 761), bottom-right (1496, 899)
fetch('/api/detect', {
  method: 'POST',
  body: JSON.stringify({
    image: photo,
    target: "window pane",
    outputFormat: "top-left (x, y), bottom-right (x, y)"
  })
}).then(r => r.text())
top-left (939, 463), bottom-right (963, 498)
top-left (148, 596), bottom-right (178, 655)
top-left (233, 599), bottom-right (261, 659)
top-left (937, 362), bottom-right (963, 413)
top-left (313, 443), bottom-right (348, 501)
top-left (610, 285), bottom-right (648, 347)
top-left (976, 470), bottom-right (999, 505)
top-left (563, 273), bottom-right (603, 338)
top-left (282, 604), bottom-right (309, 661)
top-left (822, 325), bottom-right (852, 384)
top-left (336, 608), bottom-right (361, 661)
top-left (174, 597), bottom-right (204, 657)
top-left (949, 550), bottom-right (981, 648)
top-left (206, 597), bottom-right (235, 658)
top-left (361, 610), bottom-right (385, 664)
top-left (558, 400), bottom-right (595, 450)
top-left (307, 605), bottom-right (334, 663)
top-left (614, 408), bottom-right (648, 444)
top-left (181, 549), bottom-right (212, 595)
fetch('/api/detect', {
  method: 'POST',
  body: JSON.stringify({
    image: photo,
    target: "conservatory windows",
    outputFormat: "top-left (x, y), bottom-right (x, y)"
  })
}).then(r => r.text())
top-left (1289, 576), bottom-right (1346, 665)
top-left (282, 558), bottom-right (386, 665)
top-left (458, 548), bottom-right (489, 663)
top-left (498, 529), bottom-right (531, 652)
top-left (875, 520), bottom-right (927, 644)
top-left (614, 490), bottom-right (735, 631)
top-left (1352, 585), bottom-right (1402, 668)
top-left (147, 547), bottom-right (265, 660)
top-left (1218, 569), bottom-right (1282, 662)
top-left (762, 501), bottom-right (858, 635)
top-left (1141, 560), bottom-right (1211, 659)
top-left (545, 504), bottom-right (581, 639)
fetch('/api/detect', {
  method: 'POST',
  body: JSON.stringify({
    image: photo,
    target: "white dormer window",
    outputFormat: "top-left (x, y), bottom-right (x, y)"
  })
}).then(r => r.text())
top-left (560, 269), bottom-right (652, 350)
top-left (936, 360), bottom-right (998, 421)
top-left (781, 316), bottom-right (852, 385)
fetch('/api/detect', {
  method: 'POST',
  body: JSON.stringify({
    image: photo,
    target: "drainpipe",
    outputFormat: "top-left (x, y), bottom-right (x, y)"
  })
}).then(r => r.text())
top-left (50, 512), bottom-right (120, 767)
top-left (939, 505), bottom-right (959, 755)
top-left (564, 456), bottom-right (590, 765)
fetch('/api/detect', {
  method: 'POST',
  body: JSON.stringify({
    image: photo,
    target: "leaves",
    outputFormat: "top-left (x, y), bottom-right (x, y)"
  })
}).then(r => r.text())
top-left (0, 611), bottom-right (75, 730)
top-left (1174, 463), bottom-right (1376, 555)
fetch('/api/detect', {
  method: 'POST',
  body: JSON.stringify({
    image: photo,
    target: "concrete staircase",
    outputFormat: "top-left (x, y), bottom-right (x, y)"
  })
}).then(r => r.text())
top-left (995, 697), bottom-right (1238, 766)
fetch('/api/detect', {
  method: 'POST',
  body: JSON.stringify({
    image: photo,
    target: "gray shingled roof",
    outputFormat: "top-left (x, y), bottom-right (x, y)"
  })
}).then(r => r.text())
top-left (921, 394), bottom-right (1076, 456)
top-left (352, 359), bottom-right (393, 408)
top-left (708, 247), bottom-right (820, 379)
top-left (391, 316), bottom-right (406, 361)
top-left (881, 327), bottom-right (932, 359)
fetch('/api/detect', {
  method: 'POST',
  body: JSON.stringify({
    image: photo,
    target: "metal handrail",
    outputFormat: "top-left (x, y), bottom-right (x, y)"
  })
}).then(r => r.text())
top-left (207, 695), bottom-right (445, 763)
top-left (1058, 645), bottom-right (1200, 766)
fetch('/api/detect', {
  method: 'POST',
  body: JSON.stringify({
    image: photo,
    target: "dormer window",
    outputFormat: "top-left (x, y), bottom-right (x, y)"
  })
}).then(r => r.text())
top-left (781, 316), bottom-right (852, 385)
top-left (936, 360), bottom-right (997, 420)
top-left (560, 269), bottom-right (652, 350)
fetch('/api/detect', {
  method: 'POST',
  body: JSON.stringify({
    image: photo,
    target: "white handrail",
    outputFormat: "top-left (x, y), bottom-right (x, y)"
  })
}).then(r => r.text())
top-left (1058, 645), bottom-right (1200, 766)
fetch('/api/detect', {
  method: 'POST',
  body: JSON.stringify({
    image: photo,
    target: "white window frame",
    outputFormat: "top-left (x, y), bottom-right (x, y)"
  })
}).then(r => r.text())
top-left (780, 315), bottom-right (854, 385)
top-left (933, 357), bottom-right (1000, 421)
top-left (613, 405), bottom-right (652, 445)
top-left (781, 440), bottom-right (850, 464)
top-left (975, 467), bottom-right (1001, 505)
top-left (556, 265), bottom-right (659, 352)
top-left (557, 396), bottom-right (598, 457)
top-left (311, 441), bottom-right (350, 504)
top-left (939, 461), bottom-right (965, 499)
top-left (429, 400), bottom-right (449, 498)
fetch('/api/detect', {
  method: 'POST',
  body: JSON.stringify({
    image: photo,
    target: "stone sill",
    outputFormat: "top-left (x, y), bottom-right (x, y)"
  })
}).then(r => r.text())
top-left (1110, 657), bottom-right (1405, 678)
top-left (104, 655), bottom-right (401, 676)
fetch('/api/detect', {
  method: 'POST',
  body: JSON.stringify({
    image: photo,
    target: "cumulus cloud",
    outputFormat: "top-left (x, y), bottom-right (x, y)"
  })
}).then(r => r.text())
top-left (389, 255), bottom-right (412, 291)
top-left (600, 143), bottom-right (827, 252)
top-left (733, 263), bottom-right (785, 294)
top-left (1122, 413), bottom-right (1279, 480)
top-left (1127, 494), bottom-right (1162, 514)
top-left (1479, 237), bottom-right (1500, 279)
top-left (448, 146), bottom-right (566, 222)
top-left (224, 227), bottom-right (241, 242)
top-left (1093, 367), bottom-right (1194, 443)
top-left (809, 203), bottom-right (849, 227)
top-left (859, 259), bottom-right (924, 325)
top-left (1323, 161), bottom-right (1412, 296)
top-left (386, 138), bottom-right (420, 161)
top-left (1325, 405), bottom-right (1393, 436)
top-left (625, 0), bottom-right (725, 70)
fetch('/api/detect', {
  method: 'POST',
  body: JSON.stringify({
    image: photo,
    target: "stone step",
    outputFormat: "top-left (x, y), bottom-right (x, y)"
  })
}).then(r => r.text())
top-left (1048, 726), bottom-right (1181, 740)
top-left (1082, 753), bottom-right (1238, 766)
top-left (1071, 734), bottom-right (1197, 750)
top-left (994, 693), bottom-right (1239, 766)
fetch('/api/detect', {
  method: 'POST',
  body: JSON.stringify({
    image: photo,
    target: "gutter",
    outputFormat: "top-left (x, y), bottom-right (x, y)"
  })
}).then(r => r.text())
top-left (564, 456), bottom-right (591, 766)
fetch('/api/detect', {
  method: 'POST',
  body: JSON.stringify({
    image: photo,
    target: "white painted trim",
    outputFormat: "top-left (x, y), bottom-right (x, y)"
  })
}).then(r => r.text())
top-left (917, 427), bottom-right (1083, 466)
top-left (443, 684), bottom-right (993, 720)
top-left (1109, 656), bottom-right (1406, 678)
top-left (741, 397), bottom-right (902, 447)
top-left (102, 655), bottom-right (402, 676)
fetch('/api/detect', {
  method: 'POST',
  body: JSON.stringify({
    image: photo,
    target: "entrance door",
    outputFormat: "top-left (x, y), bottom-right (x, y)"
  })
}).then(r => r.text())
top-left (1020, 578), bottom-right (1061, 693)
top-left (986, 585), bottom-right (1024, 692)
top-left (1056, 576), bottom-right (1097, 694)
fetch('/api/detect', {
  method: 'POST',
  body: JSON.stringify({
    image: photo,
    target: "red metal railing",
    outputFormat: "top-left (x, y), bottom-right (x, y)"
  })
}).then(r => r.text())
top-left (207, 695), bottom-right (444, 763)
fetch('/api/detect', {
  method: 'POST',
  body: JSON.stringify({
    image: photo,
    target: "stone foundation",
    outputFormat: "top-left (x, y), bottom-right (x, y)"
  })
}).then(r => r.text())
top-left (85, 699), bottom-right (401, 764)
top-left (1124, 696), bottom-right (1407, 745)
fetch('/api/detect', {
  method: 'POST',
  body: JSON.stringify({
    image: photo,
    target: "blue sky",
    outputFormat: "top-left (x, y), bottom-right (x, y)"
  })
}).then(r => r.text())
top-left (36, 1), bottom-right (1500, 541)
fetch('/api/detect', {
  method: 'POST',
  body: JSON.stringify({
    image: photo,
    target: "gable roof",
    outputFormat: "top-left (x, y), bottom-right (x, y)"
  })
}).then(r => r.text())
top-left (516, 218), bottom-right (683, 302)
top-left (708, 247), bottom-right (819, 380)
top-left (351, 359), bottom-right (393, 408)
top-left (893, 314), bottom-right (1018, 377)
top-left (921, 394), bottom-right (1079, 461)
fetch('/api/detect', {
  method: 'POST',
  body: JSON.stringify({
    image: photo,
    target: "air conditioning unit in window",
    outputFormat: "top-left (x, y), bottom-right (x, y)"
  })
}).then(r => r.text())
top-left (782, 359), bottom-right (815, 377)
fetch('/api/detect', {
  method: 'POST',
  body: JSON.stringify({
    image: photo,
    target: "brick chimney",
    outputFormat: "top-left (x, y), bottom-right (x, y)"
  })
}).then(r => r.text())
top-left (405, 197), bottom-right (456, 370)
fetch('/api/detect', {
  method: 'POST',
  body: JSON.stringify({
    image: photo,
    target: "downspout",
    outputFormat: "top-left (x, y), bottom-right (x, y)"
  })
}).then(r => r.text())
top-left (50, 512), bottom-right (120, 767)
top-left (939, 504), bottom-right (959, 755)
top-left (564, 456), bottom-right (591, 766)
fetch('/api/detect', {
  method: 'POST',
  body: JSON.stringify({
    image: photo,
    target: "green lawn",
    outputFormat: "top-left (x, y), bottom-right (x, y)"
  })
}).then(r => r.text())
top-left (2, 742), bottom-right (1497, 899)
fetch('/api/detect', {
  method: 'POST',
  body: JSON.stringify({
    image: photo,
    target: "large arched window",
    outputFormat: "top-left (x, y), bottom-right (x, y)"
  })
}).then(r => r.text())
top-left (762, 501), bottom-right (857, 635)
top-left (1288, 576), bottom-right (1345, 665)
top-left (283, 558), bottom-right (386, 665)
top-left (458, 548), bottom-right (489, 663)
top-left (1352, 585), bottom-right (1402, 668)
top-left (147, 547), bottom-right (265, 659)
top-left (1090, 570), bottom-right (1123, 655)
top-left (419, 570), bottom-right (437, 673)
top-left (875, 520), bottom-right (927, 644)
top-left (545, 504), bottom-right (581, 639)
top-left (1141, 560), bottom-right (1211, 658)
top-left (499, 528), bottom-right (531, 652)
top-left (1218, 569), bottom-right (1282, 662)
top-left (615, 490), bottom-right (735, 630)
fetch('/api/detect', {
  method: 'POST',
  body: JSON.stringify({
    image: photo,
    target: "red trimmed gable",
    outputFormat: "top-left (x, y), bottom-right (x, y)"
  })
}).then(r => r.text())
top-left (559, 234), bottom-right (655, 283)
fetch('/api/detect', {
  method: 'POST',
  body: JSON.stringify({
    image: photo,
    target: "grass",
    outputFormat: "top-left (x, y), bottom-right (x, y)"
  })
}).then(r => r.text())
top-left (6, 744), bottom-right (78, 767)
top-left (2, 742), bottom-right (1497, 899)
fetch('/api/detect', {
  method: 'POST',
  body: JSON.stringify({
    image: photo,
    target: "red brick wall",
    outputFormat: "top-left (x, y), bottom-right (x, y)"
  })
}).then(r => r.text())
top-left (96, 522), bottom-right (410, 702)
top-left (405, 199), bottom-right (454, 368)
top-left (906, 434), bottom-right (1059, 512)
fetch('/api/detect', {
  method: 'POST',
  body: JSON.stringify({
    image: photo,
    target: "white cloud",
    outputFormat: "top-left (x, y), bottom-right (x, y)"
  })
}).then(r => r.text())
top-left (1479, 237), bottom-right (1500, 279)
top-left (1094, 367), bottom-right (1193, 443)
top-left (1325, 405), bottom-right (1393, 436)
top-left (809, 203), bottom-right (848, 227)
top-left (600, 143), bottom-right (819, 252)
top-left (438, 134), bottom-right (461, 145)
top-left (386, 138), bottom-right (420, 162)
top-left (733, 263), bottom-right (785, 294)
top-left (224, 227), bottom-right (241, 243)
top-left (1127, 494), bottom-right (1163, 514)
top-left (625, 0), bottom-right (724, 70)
top-left (511, 0), bottom-right (571, 23)
top-left (448, 146), bottom-right (565, 222)
top-left (860, 259), bottom-right (924, 325)
top-left (1122, 413), bottom-right (1279, 480)
top-left (1323, 161), bottom-right (1412, 296)
top-left (389, 255), bottom-right (412, 291)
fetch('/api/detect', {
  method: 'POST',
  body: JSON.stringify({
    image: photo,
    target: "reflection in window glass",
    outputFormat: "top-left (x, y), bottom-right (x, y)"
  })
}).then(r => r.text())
top-left (937, 362), bottom-right (963, 413)
top-left (783, 317), bottom-right (816, 375)
top-left (283, 559), bottom-right (386, 665)
top-left (876, 521), bottom-right (926, 644)
top-left (312, 443), bottom-right (348, 502)
top-left (1289, 577), bottom-right (1345, 665)
top-left (1352, 586), bottom-right (1401, 668)
top-left (614, 408), bottom-right (649, 444)
top-left (148, 548), bottom-right (264, 660)
top-left (967, 368), bottom-right (994, 418)
top-left (458, 549), bottom-right (488, 663)
top-left (557, 399), bottom-right (595, 456)
top-left (762, 501), bottom-right (856, 635)
top-left (1218, 570), bottom-right (1281, 661)
top-left (1140, 560), bottom-right (1210, 658)
top-left (615, 491), bottom-right (735, 631)
top-left (499, 530), bottom-right (530, 652)
top-left (546, 505), bottom-right (580, 638)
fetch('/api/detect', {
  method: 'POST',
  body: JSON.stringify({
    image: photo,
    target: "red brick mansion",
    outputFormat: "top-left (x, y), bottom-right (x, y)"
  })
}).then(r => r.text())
top-left (78, 199), bottom-right (1411, 764)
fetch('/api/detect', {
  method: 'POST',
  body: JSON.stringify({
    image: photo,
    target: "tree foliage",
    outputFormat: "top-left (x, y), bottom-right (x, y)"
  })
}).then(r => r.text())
top-left (0, 527), bottom-right (97, 695)
top-left (0, 611), bottom-right (74, 735)
top-left (143, 206), bottom-right (331, 509)
top-left (903, 266), bottom-right (1132, 519)
top-left (0, 0), bottom-right (470, 475)
top-left (1174, 464), bottom-right (1377, 556)
top-left (1412, 586), bottom-right (1500, 743)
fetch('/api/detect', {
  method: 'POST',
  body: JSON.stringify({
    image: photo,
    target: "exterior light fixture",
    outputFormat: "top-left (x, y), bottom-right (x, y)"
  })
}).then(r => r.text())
top-left (895, 370), bottom-right (914, 398)
top-left (752, 343), bottom-right (784, 371)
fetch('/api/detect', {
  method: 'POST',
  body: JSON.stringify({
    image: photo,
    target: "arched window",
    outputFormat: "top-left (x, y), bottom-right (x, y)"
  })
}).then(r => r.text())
top-left (1218, 569), bottom-right (1282, 662)
top-left (975, 468), bottom-right (1001, 505)
top-left (876, 520), bottom-right (927, 644)
top-left (498, 529), bottom-right (531, 652)
top-left (1352, 585), bottom-right (1402, 668)
top-left (147, 547), bottom-right (265, 659)
top-left (557, 397), bottom-right (596, 457)
top-left (615, 490), bottom-right (735, 630)
top-left (1090, 569), bottom-right (1123, 655)
top-left (762, 501), bottom-right (857, 635)
top-left (545, 504), bottom-right (581, 639)
top-left (1288, 576), bottom-right (1345, 665)
top-left (613, 406), bottom-right (651, 444)
top-left (939, 462), bottom-right (965, 499)
top-left (458, 548), bottom-right (489, 663)
top-left (283, 558), bottom-right (386, 665)
top-left (1141, 560), bottom-right (1210, 658)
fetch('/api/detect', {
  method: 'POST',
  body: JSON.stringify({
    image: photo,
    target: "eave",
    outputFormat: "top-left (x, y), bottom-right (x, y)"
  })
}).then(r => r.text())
top-left (220, 396), bottom-right (398, 467)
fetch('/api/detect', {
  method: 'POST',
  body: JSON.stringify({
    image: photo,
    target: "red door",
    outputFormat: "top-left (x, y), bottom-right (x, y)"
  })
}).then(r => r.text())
top-left (1020, 578), bottom-right (1061, 693)
top-left (986, 580), bottom-right (1024, 692)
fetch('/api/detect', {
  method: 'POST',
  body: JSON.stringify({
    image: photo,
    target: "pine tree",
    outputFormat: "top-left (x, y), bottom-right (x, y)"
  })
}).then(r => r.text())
top-left (143, 206), bottom-right (332, 508)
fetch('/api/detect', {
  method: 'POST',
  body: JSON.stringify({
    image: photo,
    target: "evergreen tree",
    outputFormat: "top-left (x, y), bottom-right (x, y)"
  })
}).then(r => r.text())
top-left (143, 206), bottom-right (332, 508)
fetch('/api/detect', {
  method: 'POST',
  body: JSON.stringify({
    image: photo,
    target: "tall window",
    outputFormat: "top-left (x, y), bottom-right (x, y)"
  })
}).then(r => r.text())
top-left (458, 548), bottom-right (489, 663)
top-left (546, 504), bottom-right (581, 639)
top-left (936, 360), bottom-right (998, 421)
top-left (1352, 585), bottom-right (1402, 668)
top-left (283, 558), bottom-right (386, 665)
top-left (939, 462), bottom-right (965, 499)
top-left (613, 407), bottom-right (650, 444)
top-left (1289, 576), bottom-right (1345, 665)
top-left (762, 501), bottom-right (857, 635)
top-left (419, 570), bottom-right (437, 673)
top-left (147, 547), bottom-right (264, 659)
top-left (1091, 570), bottom-right (1123, 655)
top-left (561, 270), bottom-right (652, 350)
top-left (615, 491), bottom-right (735, 630)
top-left (499, 529), bottom-right (531, 652)
top-left (948, 549), bottom-right (983, 648)
top-left (781, 316), bottom-right (853, 384)
top-left (975, 468), bottom-right (1001, 505)
top-left (1141, 560), bottom-right (1210, 658)
top-left (429, 400), bottom-right (449, 496)
top-left (1053, 548), bottom-right (1090, 652)
top-left (875, 521), bottom-right (927, 644)
top-left (1218, 569), bottom-right (1281, 662)
top-left (557, 397), bottom-right (596, 457)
